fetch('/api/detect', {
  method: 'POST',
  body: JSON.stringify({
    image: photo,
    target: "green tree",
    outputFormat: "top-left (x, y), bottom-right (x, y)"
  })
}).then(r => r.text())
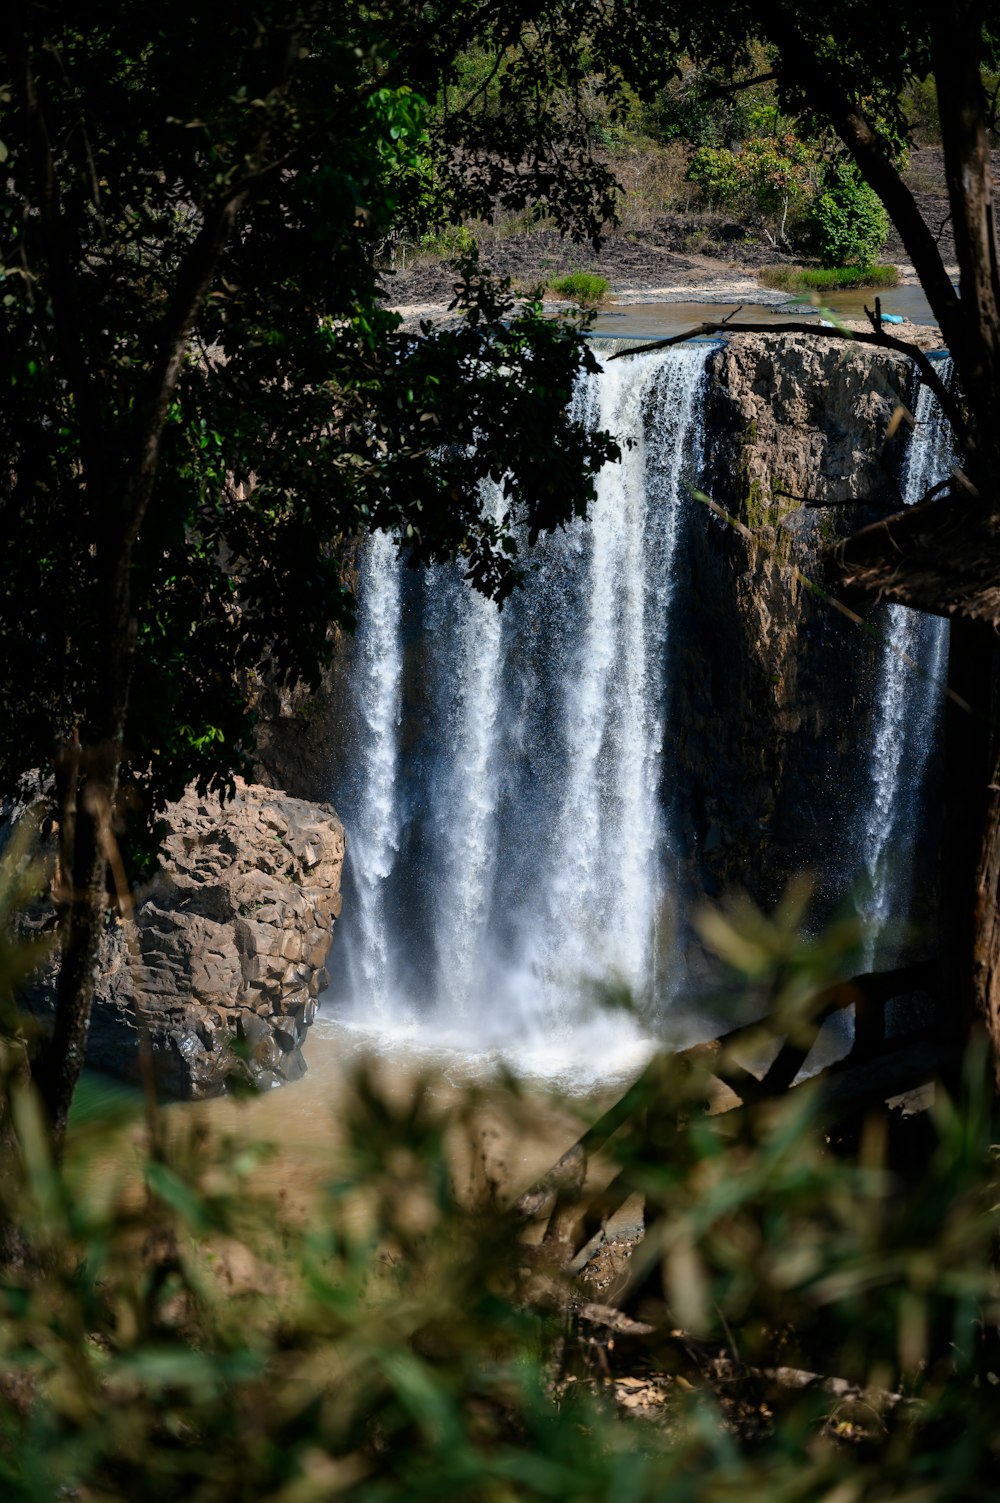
top-left (687, 132), bottom-right (815, 246)
top-left (807, 160), bottom-right (890, 267)
top-left (0, 2), bottom-right (627, 1143)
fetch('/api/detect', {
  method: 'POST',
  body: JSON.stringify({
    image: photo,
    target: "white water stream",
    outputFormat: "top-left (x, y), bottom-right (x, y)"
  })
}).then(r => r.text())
top-left (326, 344), bottom-right (709, 1086)
top-left (859, 362), bottom-right (953, 967)
top-left (326, 343), bottom-right (953, 1085)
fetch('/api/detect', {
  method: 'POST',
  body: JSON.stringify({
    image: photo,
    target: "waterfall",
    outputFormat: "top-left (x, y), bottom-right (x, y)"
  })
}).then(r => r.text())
top-left (327, 343), bottom-right (709, 1081)
top-left (337, 528), bottom-right (403, 1013)
top-left (860, 362), bottom-right (953, 966)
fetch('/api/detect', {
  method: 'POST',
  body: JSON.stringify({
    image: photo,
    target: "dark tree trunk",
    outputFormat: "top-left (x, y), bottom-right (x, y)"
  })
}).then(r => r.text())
top-left (43, 747), bottom-right (119, 1150)
top-left (930, 6), bottom-right (1000, 1084)
top-left (41, 548), bottom-right (135, 1151)
top-left (781, 0), bottom-right (1000, 1086)
top-left (939, 620), bottom-right (997, 1072)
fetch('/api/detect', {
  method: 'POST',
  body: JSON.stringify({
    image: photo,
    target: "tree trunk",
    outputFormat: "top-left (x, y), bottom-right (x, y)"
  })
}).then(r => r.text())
top-left (968, 629), bottom-right (1000, 1088)
top-left (41, 545), bottom-right (135, 1151)
top-left (42, 751), bottom-right (117, 1151)
top-left (939, 620), bottom-right (996, 1071)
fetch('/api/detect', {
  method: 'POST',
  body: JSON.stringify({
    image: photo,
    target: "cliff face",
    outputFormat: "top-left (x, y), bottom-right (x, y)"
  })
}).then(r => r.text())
top-left (667, 332), bottom-right (933, 935)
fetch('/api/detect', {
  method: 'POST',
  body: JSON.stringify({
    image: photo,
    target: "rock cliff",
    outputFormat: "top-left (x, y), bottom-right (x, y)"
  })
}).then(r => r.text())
top-left (19, 781), bottom-right (344, 1098)
top-left (667, 329), bottom-right (943, 938)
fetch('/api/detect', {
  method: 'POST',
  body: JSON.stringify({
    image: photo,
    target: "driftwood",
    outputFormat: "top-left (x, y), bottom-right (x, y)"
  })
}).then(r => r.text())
top-left (570, 1306), bottom-right (923, 1424)
top-left (516, 960), bottom-right (951, 1272)
top-left (608, 318), bottom-right (963, 450)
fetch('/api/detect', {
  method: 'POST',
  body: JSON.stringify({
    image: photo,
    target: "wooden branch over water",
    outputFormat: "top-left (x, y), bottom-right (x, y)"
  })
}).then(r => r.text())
top-left (608, 319), bottom-right (965, 452)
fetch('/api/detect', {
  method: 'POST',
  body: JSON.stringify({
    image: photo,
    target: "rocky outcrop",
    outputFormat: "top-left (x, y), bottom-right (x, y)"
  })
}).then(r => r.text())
top-left (20, 781), bottom-right (344, 1098)
top-left (668, 330), bottom-right (943, 935)
top-left (252, 665), bottom-right (346, 806)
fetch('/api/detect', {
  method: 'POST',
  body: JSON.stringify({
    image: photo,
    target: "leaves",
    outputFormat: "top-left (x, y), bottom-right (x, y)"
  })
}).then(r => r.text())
top-left (0, 2), bottom-right (620, 857)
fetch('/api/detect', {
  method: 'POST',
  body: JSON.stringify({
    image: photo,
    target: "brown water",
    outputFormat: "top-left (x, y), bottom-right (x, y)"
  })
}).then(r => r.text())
top-left (589, 286), bottom-right (936, 342)
top-left (74, 1023), bottom-right (624, 1220)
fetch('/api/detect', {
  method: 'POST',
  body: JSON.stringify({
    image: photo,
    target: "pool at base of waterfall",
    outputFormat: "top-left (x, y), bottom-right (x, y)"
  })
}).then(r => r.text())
top-left (310, 1002), bottom-right (664, 1095)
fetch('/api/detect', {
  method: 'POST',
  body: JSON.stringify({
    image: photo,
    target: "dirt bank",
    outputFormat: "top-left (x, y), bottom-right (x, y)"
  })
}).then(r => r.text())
top-left (383, 233), bottom-right (791, 321)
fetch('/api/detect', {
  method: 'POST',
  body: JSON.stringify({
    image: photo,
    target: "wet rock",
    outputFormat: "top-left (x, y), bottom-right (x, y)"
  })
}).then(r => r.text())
top-left (672, 332), bottom-right (938, 932)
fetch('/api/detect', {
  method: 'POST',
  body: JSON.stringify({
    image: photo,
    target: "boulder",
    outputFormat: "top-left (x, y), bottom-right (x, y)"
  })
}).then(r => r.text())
top-left (18, 779), bottom-right (344, 1099)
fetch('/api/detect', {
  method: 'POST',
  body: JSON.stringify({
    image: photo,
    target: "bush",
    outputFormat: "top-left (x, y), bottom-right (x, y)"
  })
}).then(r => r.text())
top-left (0, 856), bottom-right (998, 1500)
top-left (808, 163), bottom-right (890, 268)
top-left (901, 74), bottom-right (942, 145)
top-left (758, 264), bottom-right (899, 292)
top-left (548, 271), bottom-right (609, 307)
top-left (687, 135), bottom-right (814, 248)
top-left (417, 222), bottom-right (478, 259)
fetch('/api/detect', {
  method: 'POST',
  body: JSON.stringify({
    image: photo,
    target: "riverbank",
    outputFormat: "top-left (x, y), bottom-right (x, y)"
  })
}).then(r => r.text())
top-left (383, 143), bottom-right (961, 328)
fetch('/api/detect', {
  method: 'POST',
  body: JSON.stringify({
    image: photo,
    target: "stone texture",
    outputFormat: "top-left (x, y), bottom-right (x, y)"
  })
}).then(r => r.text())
top-left (667, 331), bottom-right (942, 972)
top-left (18, 780), bottom-right (344, 1099)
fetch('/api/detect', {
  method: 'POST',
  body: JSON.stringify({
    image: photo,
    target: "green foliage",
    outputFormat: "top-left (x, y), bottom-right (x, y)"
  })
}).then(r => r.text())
top-left (687, 135), bottom-right (815, 247)
top-left (417, 223), bottom-right (479, 259)
top-left (0, 4), bottom-right (623, 856)
top-left (758, 264), bottom-right (899, 292)
top-left (0, 849), bottom-right (995, 1499)
top-left (900, 74), bottom-right (942, 144)
top-left (639, 64), bottom-right (757, 147)
top-left (807, 163), bottom-right (891, 268)
top-left (548, 272), bottom-right (609, 307)
top-left (0, 1013), bottom-right (997, 1495)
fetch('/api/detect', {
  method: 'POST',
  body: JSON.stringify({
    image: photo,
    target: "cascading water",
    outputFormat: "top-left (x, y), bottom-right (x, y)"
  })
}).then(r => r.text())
top-left (326, 343), bottom-right (709, 1083)
top-left (340, 528), bottom-right (404, 1011)
top-left (860, 361), bottom-right (953, 966)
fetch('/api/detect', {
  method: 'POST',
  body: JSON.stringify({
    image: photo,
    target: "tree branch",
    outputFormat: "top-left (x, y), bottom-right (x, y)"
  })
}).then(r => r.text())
top-left (609, 320), bottom-right (967, 451)
top-left (702, 70), bottom-right (778, 100)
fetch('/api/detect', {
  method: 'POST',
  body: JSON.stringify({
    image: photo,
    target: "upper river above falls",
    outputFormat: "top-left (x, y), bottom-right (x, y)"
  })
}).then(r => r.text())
top-left (587, 283), bottom-right (938, 340)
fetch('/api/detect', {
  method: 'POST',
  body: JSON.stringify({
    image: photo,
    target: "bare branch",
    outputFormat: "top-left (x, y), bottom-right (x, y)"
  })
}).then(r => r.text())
top-left (772, 488), bottom-right (896, 509)
top-left (702, 70), bottom-right (778, 100)
top-left (610, 319), bottom-right (967, 454)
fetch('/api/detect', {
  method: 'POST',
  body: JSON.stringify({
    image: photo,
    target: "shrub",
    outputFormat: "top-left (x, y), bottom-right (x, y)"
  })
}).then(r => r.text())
top-left (548, 271), bottom-right (609, 306)
top-left (808, 162), bottom-right (890, 268)
top-left (758, 264), bottom-right (899, 292)
top-left (0, 1032), bottom-right (998, 1501)
top-left (418, 222), bottom-right (478, 259)
top-left (0, 849), bottom-right (998, 1501)
top-left (687, 135), bottom-right (814, 248)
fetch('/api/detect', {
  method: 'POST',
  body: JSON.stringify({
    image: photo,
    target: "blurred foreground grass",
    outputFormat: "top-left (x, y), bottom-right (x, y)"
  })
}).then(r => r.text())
top-left (0, 1030), bottom-right (996, 1501)
top-left (0, 846), bottom-right (998, 1500)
